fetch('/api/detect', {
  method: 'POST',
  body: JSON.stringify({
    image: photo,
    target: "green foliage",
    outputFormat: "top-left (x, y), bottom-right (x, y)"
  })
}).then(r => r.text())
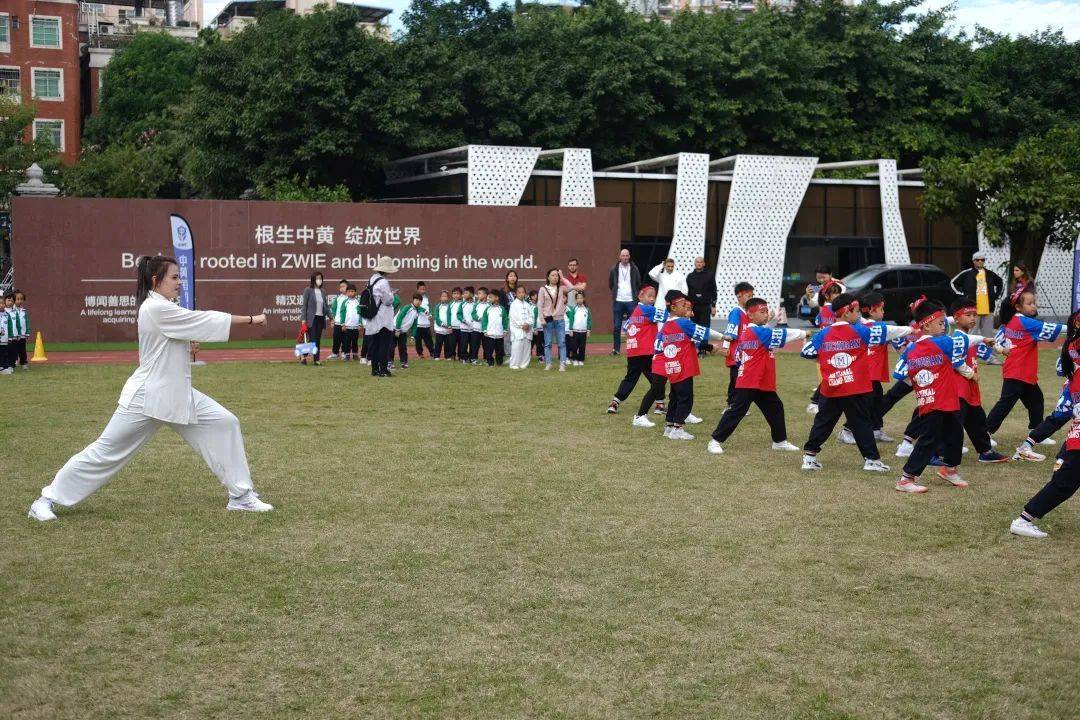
top-left (922, 126), bottom-right (1080, 269)
top-left (258, 176), bottom-right (353, 202)
top-left (0, 96), bottom-right (60, 204)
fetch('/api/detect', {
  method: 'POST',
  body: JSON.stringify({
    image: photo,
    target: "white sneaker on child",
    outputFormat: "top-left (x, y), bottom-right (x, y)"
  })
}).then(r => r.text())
top-left (27, 496), bottom-right (57, 522)
top-left (684, 413), bottom-right (703, 424)
top-left (895, 440), bottom-right (914, 458)
top-left (895, 478), bottom-right (928, 493)
top-left (1009, 517), bottom-right (1048, 538)
top-left (806, 403), bottom-right (819, 415)
top-left (863, 459), bottom-right (891, 472)
top-left (838, 428), bottom-right (856, 445)
top-left (772, 441), bottom-right (800, 451)
top-left (874, 430), bottom-right (894, 442)
top-left (668, 427), bottom-right (694, 441)
top-left (707, 440), bottom-right (724, 454)
top-left (1038, 438), bottom-right (1056, 446)
top-left (801, 455), bottom-right (822, 471)
top-left (226, 491), bottom-right (274, 513)
top-left (632, 415), bottom-right (656, 428)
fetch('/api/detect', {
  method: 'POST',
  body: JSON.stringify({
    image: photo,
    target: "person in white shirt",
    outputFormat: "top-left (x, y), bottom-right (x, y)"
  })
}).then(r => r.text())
top-left (649, 258), bottom-right (688, 312)
top-left (27, 255), bottom-right (273, 522)
top-left (508, 285), bottom-right (533, 369)
top-left (608, 248), bottom-right (641, 356)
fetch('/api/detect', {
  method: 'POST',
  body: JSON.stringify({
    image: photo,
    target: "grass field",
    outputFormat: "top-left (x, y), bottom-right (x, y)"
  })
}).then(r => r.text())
top-left (1, 351), bottom-right (1078, 719)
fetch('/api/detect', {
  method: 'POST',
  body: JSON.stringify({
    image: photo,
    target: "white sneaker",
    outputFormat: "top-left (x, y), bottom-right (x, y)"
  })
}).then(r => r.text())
top-left (1038, 437), bottom-right (1056, 446)
top-left (874, 430), bottom-right (894, 442)
top-left (632, 414), bottom-right (656, 428)
top-left (1013, 446), bottom-right (1046, 462)
top-left (28, 496), bottom-right (57, 522)
top-left (559, 363), bottom-right (567, 372)
top-left (772, 440), bottom-right (800, 451)
top-left (327, 353), bottom-right (338, 360)
top-left (806, 403), bottom-right (819, 415)
top-left (895, 440), bottom-right (914, 458)
top-left (668, 427), bottom-right (695, 441)
top-left (895, 477), bottom-right (928, 494)
top-left (662, 426), bottom-right (673, 438)
top-left (0, 368), bottom-right (12, 375)
top-left (544, 363), bottom-right (553, 371)
top-left (838, 428), bottom-right (856, 445)
top-left (1009, 517), bottom-right (1048, 538)
top-left (684, 413), bottom-right (703, 425)
top-left (863, 459), bottom-right (891, 472)
top-left (707, 440), bottom-right (725, 454)
top-left (226, 491), bottom-right (274, 513)
top-left (937, 468), bottom-right (968, 487)
top-left (801, 455), bottom-right (822, 471)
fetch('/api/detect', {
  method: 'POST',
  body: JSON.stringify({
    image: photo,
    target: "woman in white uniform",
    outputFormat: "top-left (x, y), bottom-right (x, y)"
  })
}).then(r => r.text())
top-left (28, 255), bottom-right (274, 521)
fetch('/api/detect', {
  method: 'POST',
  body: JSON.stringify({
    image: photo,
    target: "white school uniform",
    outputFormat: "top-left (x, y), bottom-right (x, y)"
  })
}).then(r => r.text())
top-left (40, 292), bottom-right (255, 506)
top-left (508, 298), bottom-right (533, 368)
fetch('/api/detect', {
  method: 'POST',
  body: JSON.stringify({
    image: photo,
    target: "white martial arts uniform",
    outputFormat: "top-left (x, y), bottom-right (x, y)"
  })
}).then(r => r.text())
top-left (508, 297), bottom-right (533, 368)
top-left (41, 292), bottom-right (254, 506)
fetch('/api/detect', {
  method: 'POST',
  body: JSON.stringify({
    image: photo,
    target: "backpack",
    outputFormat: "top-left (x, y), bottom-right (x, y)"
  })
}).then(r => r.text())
top-left (359, 277), bottom-right (381, 320)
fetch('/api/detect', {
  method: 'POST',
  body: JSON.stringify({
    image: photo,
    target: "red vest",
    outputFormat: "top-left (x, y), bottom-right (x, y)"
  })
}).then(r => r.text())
top-left (817, 324), bottom-right (872, 398)
top-left (863, 318), bottom-right (890, 382)
top-left (1065, 342), bottom-right (1080, 451)
top-left (726, 307), bottom-right (747, 368)
top-left (736, 326), bottom-right (777, 392)
top-left (957, 342), bottom-right (982, 407)
top-left (1001, 314), bottom-right (1041, 384)
top-left (624, 304), bottom-right (659, 358)
top-left (652, 319), bottom-right (701, 384)
top-left (906, 337), bottom-right (961, 415)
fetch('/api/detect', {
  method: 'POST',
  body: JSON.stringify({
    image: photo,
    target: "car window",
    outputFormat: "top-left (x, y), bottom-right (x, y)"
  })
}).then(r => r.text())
top-left (899, 269), bottom-right (923, 287)
top-left (921, 270), bottom-right (947, 286)
top-left (874, 271), bottom-right (900, 289)
top-left (842, 267), bottom-right (882, 288)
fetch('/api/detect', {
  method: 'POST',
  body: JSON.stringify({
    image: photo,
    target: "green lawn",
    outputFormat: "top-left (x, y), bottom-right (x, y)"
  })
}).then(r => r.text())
top-left (1, 352), bottom-right (1077, 719)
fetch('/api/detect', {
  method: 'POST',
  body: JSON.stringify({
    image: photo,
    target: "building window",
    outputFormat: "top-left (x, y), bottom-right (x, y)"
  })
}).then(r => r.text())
top-left (30, 16), bottom-right (63, 49)
top-left (0, 67), bottom-right (19, 100)
top-left (33, 119), bottom-right (64, 151)
top-left (83, 3), bottom-right (106, 12)
top-left (32, 68), bottom-right (63, 101)
top-left (0, 14), bottom-right (11, 53)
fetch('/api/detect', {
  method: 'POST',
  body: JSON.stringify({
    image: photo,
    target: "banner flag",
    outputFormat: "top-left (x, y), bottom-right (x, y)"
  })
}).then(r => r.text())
top-left (169, 214), bottom-right (195, 310)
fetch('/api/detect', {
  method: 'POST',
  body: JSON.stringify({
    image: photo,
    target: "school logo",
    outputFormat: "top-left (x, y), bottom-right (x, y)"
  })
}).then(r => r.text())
top-left (627, 324), bottom-right (639, 337)
top-left (663, 344), bottom-right (679, 359)
top-left (828, 352), bottom-right (854, 369)
top-left (913, 369), bottom-right (936, 387)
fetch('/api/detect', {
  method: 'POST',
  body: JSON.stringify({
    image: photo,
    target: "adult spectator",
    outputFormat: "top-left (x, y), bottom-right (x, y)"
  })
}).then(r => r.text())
top-left (685, 256), bottom-right (717, 328)
top-left (1001, 262), bottom-right (1036, 326)
top-left (951, 252), bottom-right (1004, 336)
top-left (564, 258), bottom-right (588, 307)
top-left (502, 270), bottom-right (520, 355)
top-left (608, 248), bottom-right (640, 355)
top-left (364, 256), bottom-right (398, 377)
top-left (649, 258), bottom-right (688, 312)
top-left (301, 271), bottom-right (329, 366)
top-left (537, 267), bottom-right (569, 371)
top-left (806, 265), bottom-right (845, 308)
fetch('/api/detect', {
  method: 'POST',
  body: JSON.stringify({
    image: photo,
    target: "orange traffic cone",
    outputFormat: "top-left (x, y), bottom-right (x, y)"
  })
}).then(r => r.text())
top-left (31, 331), bottom-right (48, 363)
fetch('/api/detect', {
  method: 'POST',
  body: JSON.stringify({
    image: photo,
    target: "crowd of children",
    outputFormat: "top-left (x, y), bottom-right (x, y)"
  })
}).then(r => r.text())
top-left (320, 279), bottom-right (595, 371)
top-left (1, 290), bottom-right (30, 375)
top-left (605, 279), bottom-right (1080, 539)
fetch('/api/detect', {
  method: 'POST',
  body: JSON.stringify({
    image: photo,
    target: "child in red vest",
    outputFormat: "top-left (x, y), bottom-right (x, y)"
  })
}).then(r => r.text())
top-left (986, 290), bottom-right (1066, 441)
top-left (800, 293), bottom-right (913, 471)
top-left (653, 290), bottom-right (724, 440)
top-left (721, 281), bottom-right (755, 405)
top-left (708, 298), bottom-right (807, 454)
top-left (806, 280), bottom-right (844, 415)
top-left (607, 285), bottom-right (663, 423)
top-left (839, 292), bottom-right (898, 446)
top-left (1010, 311), bottom-right (1080, 538)
top-left (896, 300), bottom-right (988, 493)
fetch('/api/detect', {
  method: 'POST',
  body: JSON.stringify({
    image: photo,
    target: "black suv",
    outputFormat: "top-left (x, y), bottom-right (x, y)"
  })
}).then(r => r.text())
top-left (841, 264), bottom-right (960, 324)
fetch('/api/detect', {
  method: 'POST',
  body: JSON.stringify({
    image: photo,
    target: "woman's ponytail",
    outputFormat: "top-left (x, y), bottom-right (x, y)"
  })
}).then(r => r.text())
top-left (135, 255), bottom-right (178, 307)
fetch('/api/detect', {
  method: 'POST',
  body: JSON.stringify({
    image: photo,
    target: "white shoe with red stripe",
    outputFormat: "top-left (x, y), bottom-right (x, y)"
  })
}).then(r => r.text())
top-left (936, 468), bottom-right (968, 487)
top-left (895, 477), bottom-right (928, 493)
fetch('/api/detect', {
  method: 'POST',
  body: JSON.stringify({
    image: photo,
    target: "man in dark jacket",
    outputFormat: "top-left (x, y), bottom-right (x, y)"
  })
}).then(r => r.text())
top-left (951, 251), bottom-right (1004, 336)
top-left (685, 256), bottom-right (717, 329)
top-left (608, 248), bottom-right (641, 355)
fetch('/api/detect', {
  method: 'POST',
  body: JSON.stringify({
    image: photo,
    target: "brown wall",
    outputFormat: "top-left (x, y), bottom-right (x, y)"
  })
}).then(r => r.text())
top-left (11, 197), bottom-right (622, 343)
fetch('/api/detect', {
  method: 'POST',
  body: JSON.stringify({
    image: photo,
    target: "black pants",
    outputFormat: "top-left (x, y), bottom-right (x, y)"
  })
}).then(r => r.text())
top-left (395, 332), bottom-right (410, 363)
top-left (482, 336), bottom-right (505, 366)
top-left (880, 380), bottom-right (912, 419)
top-left (368, 328), bottom-right (393, 375)
top-left (712, 388), bottom-right (787, 443)
top-left (614, 355), bottom-right (653, 403)
top-left (987, 379), bottom-right (1044, 434)
top-left (904, 409), bottom-right (964, 476)
top-left (0, 343), bottom-right (9, 370)
top-left (844, 381), bottom-right (884, 432)
top-left (13, 339), bottom-right (27, 365)
top-left (414, 327), bottom-right (434, 357)
top-left (469, 331), bottom-right (483, 361)
top-left (638, 374), bottom-right (667, 417)
top-left (804, 393), bottom-right (879, 459)
top-left (1025, 449), bottom-right (1080, 519)
top-left (959, 400), bottom-right (993, 454)
top-left (332, 325), bottom-right (344, 355)
top-left (308, 314), bottom-right (325, 361)
top-left (342, 328), bottom-right (360, 356)
top-left (434, 332), bottom-right (454, 359)
top-left (666, 378), bottom-right (694, 425)
top-left (727, 365), bottom-right (739, 404)
top-left (569, 331), bottom-right (587, 362)
top-left (533, 331), bottom-right (545, 358)
top-left (1029, 412), bottom-right (1070, 444)
top-left (361, 332), bottom-right (371, 360)
top-left (451, 329), bottom-right (462, 359)
top-left (692, 303), bottom-right (712, 329)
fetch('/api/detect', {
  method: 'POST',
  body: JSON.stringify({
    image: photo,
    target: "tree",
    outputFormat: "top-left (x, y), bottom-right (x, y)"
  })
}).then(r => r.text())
top-left (0, 96), bottom-right (60, 202)
top-left (921, 125), bottom-right (1080, 272)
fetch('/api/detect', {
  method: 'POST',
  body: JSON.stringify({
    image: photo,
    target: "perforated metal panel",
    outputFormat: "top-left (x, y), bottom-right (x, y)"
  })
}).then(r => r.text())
top-left (714, 154), bottom-right (817, 310)
top-left (467, 145), bottom-right (541, 206)
top-left (878, 159), bottom-right (911, 265)
top-left (1036, 242), bottom-right (1074, 318)
top-left (977, 225), bottom-right (1011, 282)
top-left (559, 148), bottom-right (595, 207)
top-left (668, 152), bottom-right (710, 274)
